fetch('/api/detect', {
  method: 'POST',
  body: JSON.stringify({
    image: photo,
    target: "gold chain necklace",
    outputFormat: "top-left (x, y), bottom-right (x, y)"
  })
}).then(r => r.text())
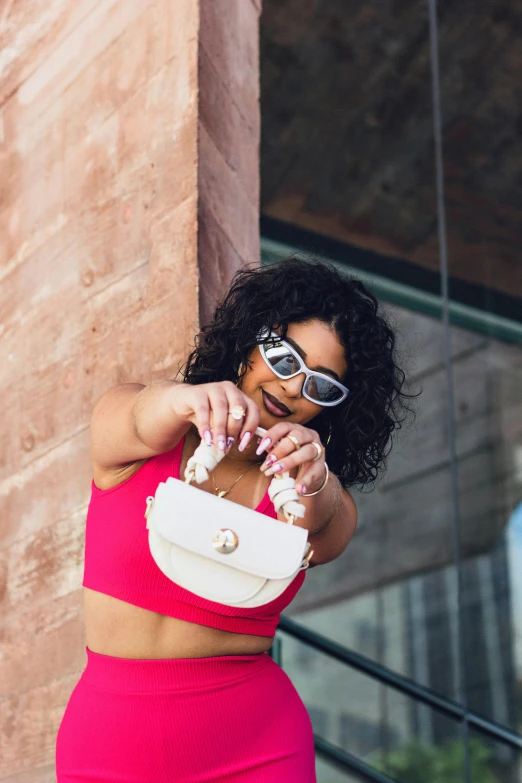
top-left (212, 460), bottom-right (263, 498)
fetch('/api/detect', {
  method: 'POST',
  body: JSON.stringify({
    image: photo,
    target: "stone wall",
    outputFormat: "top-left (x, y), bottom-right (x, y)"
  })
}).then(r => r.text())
top-left (198, 0), bottom-right (261, 324)
top-left (0, 1), bottom-right (260, 778)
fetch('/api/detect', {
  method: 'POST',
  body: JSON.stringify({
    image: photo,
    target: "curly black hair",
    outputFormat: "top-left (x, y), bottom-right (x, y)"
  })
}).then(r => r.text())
top-left (181, 257), bottom-right (417, 491)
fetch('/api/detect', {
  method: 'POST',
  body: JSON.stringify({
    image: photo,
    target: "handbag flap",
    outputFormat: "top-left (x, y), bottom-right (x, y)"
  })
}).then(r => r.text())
top-left (148, 477), bottom-right (309, 580)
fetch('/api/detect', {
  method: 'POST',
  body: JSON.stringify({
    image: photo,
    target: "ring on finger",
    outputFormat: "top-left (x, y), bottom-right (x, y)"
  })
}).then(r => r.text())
top-left (311, 441), bottom-right (323, 462)
top-left (286, 434), bottom-right (301, 452)
top-left (230, 405), bottom-right (246, 421)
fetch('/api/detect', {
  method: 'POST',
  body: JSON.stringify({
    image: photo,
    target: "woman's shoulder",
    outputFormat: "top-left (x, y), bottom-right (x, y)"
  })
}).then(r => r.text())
top-left (91, 438), bottom-right (185, 493)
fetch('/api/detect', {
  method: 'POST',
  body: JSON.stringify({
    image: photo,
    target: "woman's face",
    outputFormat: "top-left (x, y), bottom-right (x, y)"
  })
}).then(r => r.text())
top-left (240, 319), bottom-right (348, 428)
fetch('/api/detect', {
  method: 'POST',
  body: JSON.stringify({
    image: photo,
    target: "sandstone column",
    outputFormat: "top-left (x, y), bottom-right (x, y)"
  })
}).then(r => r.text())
top-left (198, 0), bottom-right (261, 323)
top-left (0, 1), bottom-right (260, 779)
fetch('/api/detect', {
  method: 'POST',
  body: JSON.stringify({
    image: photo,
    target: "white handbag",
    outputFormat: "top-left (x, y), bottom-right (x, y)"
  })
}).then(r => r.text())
top-left (144, 427), bottom-right (313, 608)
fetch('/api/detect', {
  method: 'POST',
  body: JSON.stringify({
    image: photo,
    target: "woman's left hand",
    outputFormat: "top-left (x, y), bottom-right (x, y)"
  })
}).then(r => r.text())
top-left (256, 422), bottom-right (326, 495)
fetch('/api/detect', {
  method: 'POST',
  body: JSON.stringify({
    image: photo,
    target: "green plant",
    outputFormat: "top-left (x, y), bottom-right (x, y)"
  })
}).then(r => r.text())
top-left (373, 736), bottom-right (496, 783)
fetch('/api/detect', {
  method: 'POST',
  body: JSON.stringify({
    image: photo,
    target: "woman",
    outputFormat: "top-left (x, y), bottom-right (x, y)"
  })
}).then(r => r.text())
top-left (56, 258), bottom-right (412, 782)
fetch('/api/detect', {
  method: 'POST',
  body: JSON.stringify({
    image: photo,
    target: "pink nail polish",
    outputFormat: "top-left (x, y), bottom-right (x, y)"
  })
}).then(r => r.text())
top-left (238, 431), bottom-right (252, 452)
top-left (256, 437), bottom-right (271, 456)
top-left (300, 486), bottom-right (307, 495)
top-left (226, 436), bottom-right (235, 450)
top-left (273, 462), bottom-right (283, 473)
top-left (203, 430), bottom-right (212, 446)
top-left (260, 454), bottom-right (276, 471)
top-left (218, 436), bottom-right (226, 452)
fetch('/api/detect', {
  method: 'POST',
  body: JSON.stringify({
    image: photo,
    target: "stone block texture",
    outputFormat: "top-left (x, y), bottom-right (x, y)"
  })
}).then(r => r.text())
top-left (198, 0), bottom-right (261, 324)
top-left (0, 0), bottom-right (260, 778)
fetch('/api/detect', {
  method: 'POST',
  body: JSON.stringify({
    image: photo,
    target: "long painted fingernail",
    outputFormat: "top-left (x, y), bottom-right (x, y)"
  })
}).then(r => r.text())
top-left (238, 431), bottom-right (252, 452)
top-left (218, 436), bottom-right (226, 451)
top-left (226, 436), bottom-right (235, 450)
top-left (265, 462), bottom-right (284, 477)
top-left (260, 454), bottom-right (276, 471)
top-left (256, 437), bottom-right (271, 456)
top-left (203, 430), bottom-right (212, 446)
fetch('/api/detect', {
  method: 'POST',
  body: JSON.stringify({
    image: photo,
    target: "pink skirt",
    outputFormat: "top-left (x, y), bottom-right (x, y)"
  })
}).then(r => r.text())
top-left (56, 646), bottom-right (316, 782)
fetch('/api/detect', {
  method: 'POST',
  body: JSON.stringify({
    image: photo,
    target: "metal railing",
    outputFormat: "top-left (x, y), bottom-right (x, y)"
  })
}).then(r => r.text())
top-left (270, 616), bottom-right (522, 781)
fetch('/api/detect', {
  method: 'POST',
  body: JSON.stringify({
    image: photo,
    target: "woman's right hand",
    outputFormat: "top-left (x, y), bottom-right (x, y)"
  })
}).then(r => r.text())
top-left (170, 381), bottom-right (260, 453)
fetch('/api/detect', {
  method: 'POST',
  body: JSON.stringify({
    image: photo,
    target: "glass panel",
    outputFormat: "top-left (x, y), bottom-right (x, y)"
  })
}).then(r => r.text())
top-left (260, 0), bottom-right (463, 708)
top-left (468, 729), bottom-right (522, 783)
top-left (261, 0), bottom-right (522, 764)
top-left (279, 632), bottom-right (467, 782)
top-left (286, 303), bottom-right (483, 705)
top-left (316, 757), bottom-right (362, 783)
top-left (260, 0), bottom-right (439, 276)
top-left (437, 0), bottom-right (522, 736)
top-left (446, 335), bottom-right (522, 734)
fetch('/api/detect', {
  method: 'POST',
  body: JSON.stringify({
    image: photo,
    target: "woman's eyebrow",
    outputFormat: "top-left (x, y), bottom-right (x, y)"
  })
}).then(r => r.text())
top-left (285, 336), bottom-right (341, 381)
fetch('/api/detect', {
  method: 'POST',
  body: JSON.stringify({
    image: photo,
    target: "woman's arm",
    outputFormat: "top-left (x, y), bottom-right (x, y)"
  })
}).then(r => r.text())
top-left (258, 421), bottom-right (357, 567)
top-left (90, 379), bottom-right (259, 472)
top-left (299, 474), bottom-right (357, 566)
top-left (276, 471), bottom-right (357, 566)
top-left (90, 380), bottom-right (190, 470)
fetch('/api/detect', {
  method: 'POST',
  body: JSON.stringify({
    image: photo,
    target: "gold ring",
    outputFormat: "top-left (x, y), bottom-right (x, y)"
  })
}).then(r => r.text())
top-left (286, 434), bottom-right (301, 452)
top-left (230, 405), bottom-right (246, 420)
top-left (311, 441), bottom-right (323, 462)
top-left (301, 463), bottom-right (329, 496)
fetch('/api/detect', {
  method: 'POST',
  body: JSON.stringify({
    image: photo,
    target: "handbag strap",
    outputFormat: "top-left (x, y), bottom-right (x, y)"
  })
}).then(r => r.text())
top-left (184, 427), bottom-right (306, 524)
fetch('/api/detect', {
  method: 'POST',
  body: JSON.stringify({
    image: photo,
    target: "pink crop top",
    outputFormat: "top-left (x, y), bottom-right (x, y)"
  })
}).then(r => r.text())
top-left (82, 437), bottom-right (306, 637)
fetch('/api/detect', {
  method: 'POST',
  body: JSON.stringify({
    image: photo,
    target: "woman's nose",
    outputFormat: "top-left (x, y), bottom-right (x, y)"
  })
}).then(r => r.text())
top-left (280, 373), bottom-right (306, 398)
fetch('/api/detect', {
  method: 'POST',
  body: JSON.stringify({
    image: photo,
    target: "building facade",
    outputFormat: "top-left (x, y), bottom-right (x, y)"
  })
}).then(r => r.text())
top-left (260, 1), bottom-right (522, 781)
top-left (2, 2), bottom-right (521, 782)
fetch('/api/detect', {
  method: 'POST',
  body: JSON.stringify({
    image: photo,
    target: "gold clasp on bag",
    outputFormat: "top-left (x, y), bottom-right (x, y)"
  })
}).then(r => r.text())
top-left (212, 528), bottom-right (239, 554)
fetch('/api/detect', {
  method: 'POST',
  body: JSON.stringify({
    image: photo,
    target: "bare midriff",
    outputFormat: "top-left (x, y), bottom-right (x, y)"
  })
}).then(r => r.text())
top-left (84, 588), bottom-right (274, 659)
top-left (85, 429), bottom-right (274, 660)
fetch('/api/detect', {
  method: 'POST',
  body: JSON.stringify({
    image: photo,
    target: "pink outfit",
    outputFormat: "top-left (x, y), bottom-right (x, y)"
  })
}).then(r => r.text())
top-left (56, 437), bottom-right (316, 781)
top-left (56, 648), bottom-right (316, 782)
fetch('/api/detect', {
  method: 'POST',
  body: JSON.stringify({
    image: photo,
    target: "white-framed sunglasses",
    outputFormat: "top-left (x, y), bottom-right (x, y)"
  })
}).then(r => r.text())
top-left (257, 329), bottom-right (349, 407)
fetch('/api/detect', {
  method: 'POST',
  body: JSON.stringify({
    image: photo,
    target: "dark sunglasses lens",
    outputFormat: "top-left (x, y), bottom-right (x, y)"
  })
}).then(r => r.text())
top-left (263, 342), bottom-right (301, 377)
top-left (305, 375), bottom-right (344, 403)
top-left (263, 340), bottom-right (345, 403)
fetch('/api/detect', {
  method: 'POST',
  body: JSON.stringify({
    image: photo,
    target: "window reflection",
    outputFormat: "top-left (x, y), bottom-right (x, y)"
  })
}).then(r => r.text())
top-left (260, 0), bottom-right (522, 778)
